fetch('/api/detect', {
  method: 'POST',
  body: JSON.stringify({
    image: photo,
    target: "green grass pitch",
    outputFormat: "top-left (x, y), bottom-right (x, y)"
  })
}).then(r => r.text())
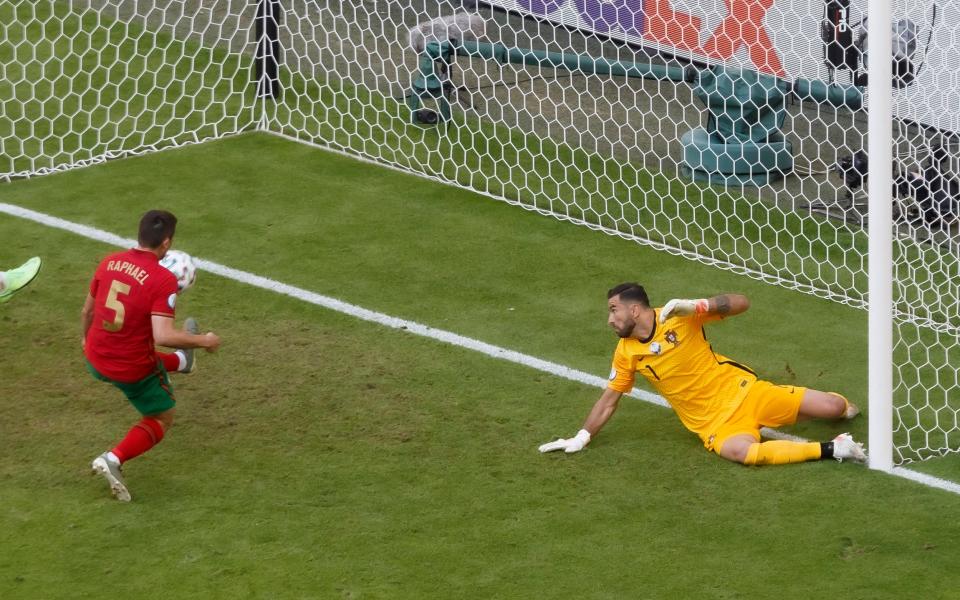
top-left (2, 2), bottom-right (960, 597)
top-left (1, 133), bottom-right (960, 598)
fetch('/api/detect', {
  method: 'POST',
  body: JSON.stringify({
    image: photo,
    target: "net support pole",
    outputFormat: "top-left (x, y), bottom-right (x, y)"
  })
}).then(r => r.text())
top-left (256, 0), bottom-right (282, 104)
top-left (867, 0), bottom-right (894, 471)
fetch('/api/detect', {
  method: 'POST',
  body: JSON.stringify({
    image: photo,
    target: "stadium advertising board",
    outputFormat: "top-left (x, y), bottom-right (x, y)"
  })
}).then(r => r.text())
top-left (483, 0), bottom-right (959, 133)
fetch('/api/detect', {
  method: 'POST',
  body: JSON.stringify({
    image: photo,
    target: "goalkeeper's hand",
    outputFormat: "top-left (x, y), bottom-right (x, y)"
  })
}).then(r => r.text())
top-left (659, 298), bottom-right (709, 323)
top-left (538, 429), bottom-right (591, 454)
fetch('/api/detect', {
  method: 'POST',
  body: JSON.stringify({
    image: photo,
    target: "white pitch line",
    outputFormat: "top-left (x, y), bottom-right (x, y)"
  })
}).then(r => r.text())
top-left (2, 201), bottom-right (958, 497)
top-left (0, 203), bottom-right (666, 405)
top-left (890, 466), bottom-right (960, 495)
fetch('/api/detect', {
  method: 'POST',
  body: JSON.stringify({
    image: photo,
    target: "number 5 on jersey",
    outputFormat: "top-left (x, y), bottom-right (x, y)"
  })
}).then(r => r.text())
top-left (103, 280), bottom-right (131, 332)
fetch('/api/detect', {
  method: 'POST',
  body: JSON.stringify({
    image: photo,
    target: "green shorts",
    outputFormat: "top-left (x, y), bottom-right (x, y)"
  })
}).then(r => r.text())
top-left (85, 360), bottom-right (176, 416)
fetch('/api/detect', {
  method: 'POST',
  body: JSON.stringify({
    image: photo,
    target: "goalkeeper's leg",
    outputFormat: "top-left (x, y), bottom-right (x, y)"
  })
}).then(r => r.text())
top-left (797, 389), bottom-right (859, 420)
top-left (719, 434), bottom-right (824, 465)
top-left (719, 433), bottom-right (865, 465)
top-left (710, 382), bottom-right (865, 465)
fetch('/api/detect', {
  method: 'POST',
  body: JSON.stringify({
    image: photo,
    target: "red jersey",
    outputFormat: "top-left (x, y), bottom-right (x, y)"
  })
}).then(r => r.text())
top-left (84, 248), bottom-right (179, 382)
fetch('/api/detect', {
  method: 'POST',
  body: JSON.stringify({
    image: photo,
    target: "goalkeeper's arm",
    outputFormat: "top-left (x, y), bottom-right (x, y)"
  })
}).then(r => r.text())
top-left (659, 294), bottom-right (750, 323)
top-left (538, 388), bottom-right (623, 453)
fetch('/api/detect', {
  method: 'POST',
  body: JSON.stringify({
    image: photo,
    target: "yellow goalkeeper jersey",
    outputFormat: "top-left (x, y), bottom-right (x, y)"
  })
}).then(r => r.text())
top-left (607, 308), bottom-right (757, 437)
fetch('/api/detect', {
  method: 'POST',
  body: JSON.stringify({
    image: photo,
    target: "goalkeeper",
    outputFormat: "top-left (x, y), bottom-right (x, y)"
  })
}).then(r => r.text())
top-left (539, 282), bottom-right (867, 465)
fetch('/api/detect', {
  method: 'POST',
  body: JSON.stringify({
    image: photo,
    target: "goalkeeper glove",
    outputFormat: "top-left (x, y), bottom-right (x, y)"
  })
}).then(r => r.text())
top-left (659, 298), bottom-right (709, 323)
top-left (538, 429), bottom-right (591, 453)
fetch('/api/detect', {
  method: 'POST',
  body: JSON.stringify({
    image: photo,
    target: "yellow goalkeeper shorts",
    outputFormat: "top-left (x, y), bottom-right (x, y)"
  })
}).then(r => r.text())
top-left (705, 380), bottom-right (806, 454)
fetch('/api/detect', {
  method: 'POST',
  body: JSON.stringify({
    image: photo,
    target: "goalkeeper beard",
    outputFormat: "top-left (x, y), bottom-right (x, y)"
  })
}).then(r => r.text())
top-left (612, 316), bottom-right (636, 338)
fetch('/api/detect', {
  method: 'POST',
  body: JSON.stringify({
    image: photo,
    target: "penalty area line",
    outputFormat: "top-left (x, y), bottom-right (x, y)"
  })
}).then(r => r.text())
top-left (2, 201), bottom-right (959, 497)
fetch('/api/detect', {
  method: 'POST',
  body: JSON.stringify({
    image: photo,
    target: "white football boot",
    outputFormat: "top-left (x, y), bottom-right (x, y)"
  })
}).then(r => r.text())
top-left (91, 452), bottom-right (131, 502)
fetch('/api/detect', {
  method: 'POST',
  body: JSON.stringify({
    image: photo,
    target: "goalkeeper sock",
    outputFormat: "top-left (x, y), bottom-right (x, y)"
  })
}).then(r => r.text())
top-left (820, 441), bottom-right (835, 459)
top-left (112, 418), bottom-right (165, 463)
top-left (744, 440), bottom-right (823, 465)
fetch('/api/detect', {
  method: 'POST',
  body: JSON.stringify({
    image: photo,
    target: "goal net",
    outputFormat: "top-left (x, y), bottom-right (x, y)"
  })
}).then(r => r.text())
top-left (4, 0), bottom-right (959, 465)
top-left (0, 1), bottom-right (256, 180)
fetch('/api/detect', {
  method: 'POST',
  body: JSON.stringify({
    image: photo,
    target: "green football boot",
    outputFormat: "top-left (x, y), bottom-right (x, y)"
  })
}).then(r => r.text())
top-left (0, 257), bottom-right (42, 304)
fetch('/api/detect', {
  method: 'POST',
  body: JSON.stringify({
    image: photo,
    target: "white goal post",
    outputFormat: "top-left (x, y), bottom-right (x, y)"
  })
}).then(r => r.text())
top-left (867, 0), bottom-right (894, 471)
top-left (3, 0), bottom-right (959, 467)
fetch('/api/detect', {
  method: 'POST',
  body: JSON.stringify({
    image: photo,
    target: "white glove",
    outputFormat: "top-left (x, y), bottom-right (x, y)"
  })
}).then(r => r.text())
top-left (659, 298), bottom-right (708, 323)
top-left (538, 429), bottom-right (591, 453)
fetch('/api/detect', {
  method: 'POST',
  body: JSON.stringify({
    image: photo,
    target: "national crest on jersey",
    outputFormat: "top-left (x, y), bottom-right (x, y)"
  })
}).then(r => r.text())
top-left (607, 307), bottom-right (757, 437)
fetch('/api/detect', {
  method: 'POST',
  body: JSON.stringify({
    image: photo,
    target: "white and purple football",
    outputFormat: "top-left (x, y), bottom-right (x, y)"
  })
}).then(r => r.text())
top-left (159, 249), bottom-right (197, 292)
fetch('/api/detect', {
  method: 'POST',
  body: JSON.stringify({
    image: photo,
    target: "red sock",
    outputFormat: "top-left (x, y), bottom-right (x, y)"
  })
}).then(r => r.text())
top-left (158, 351), bottom-right (180, 373)
top-left (112, 418), bottom-right (165, 463)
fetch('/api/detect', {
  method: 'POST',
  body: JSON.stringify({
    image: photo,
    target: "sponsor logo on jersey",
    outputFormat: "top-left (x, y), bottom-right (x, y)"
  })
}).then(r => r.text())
top-left (649, 342), bottom-right (662, 355)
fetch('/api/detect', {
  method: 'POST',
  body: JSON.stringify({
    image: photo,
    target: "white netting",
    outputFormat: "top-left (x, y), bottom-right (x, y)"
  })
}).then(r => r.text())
top-left (4, 0), bottom-right (959, 464)
top-left (272, 1), bottom-right (960, 463)
top-left (0, 1), bottom-right (256, 181)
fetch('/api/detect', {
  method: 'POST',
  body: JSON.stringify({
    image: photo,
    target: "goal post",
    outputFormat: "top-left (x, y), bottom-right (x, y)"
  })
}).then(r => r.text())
top-left (867, 0), bottom-right (894, 471)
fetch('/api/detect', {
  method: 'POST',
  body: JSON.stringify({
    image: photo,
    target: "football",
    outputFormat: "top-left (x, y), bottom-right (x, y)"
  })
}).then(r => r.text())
top-left (159, 249), bottom-right (197, 292)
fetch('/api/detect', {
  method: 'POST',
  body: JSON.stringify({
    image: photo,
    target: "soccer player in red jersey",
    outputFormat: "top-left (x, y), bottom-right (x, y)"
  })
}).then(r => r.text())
top-left (82, 210), bottom-right (221, 501)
